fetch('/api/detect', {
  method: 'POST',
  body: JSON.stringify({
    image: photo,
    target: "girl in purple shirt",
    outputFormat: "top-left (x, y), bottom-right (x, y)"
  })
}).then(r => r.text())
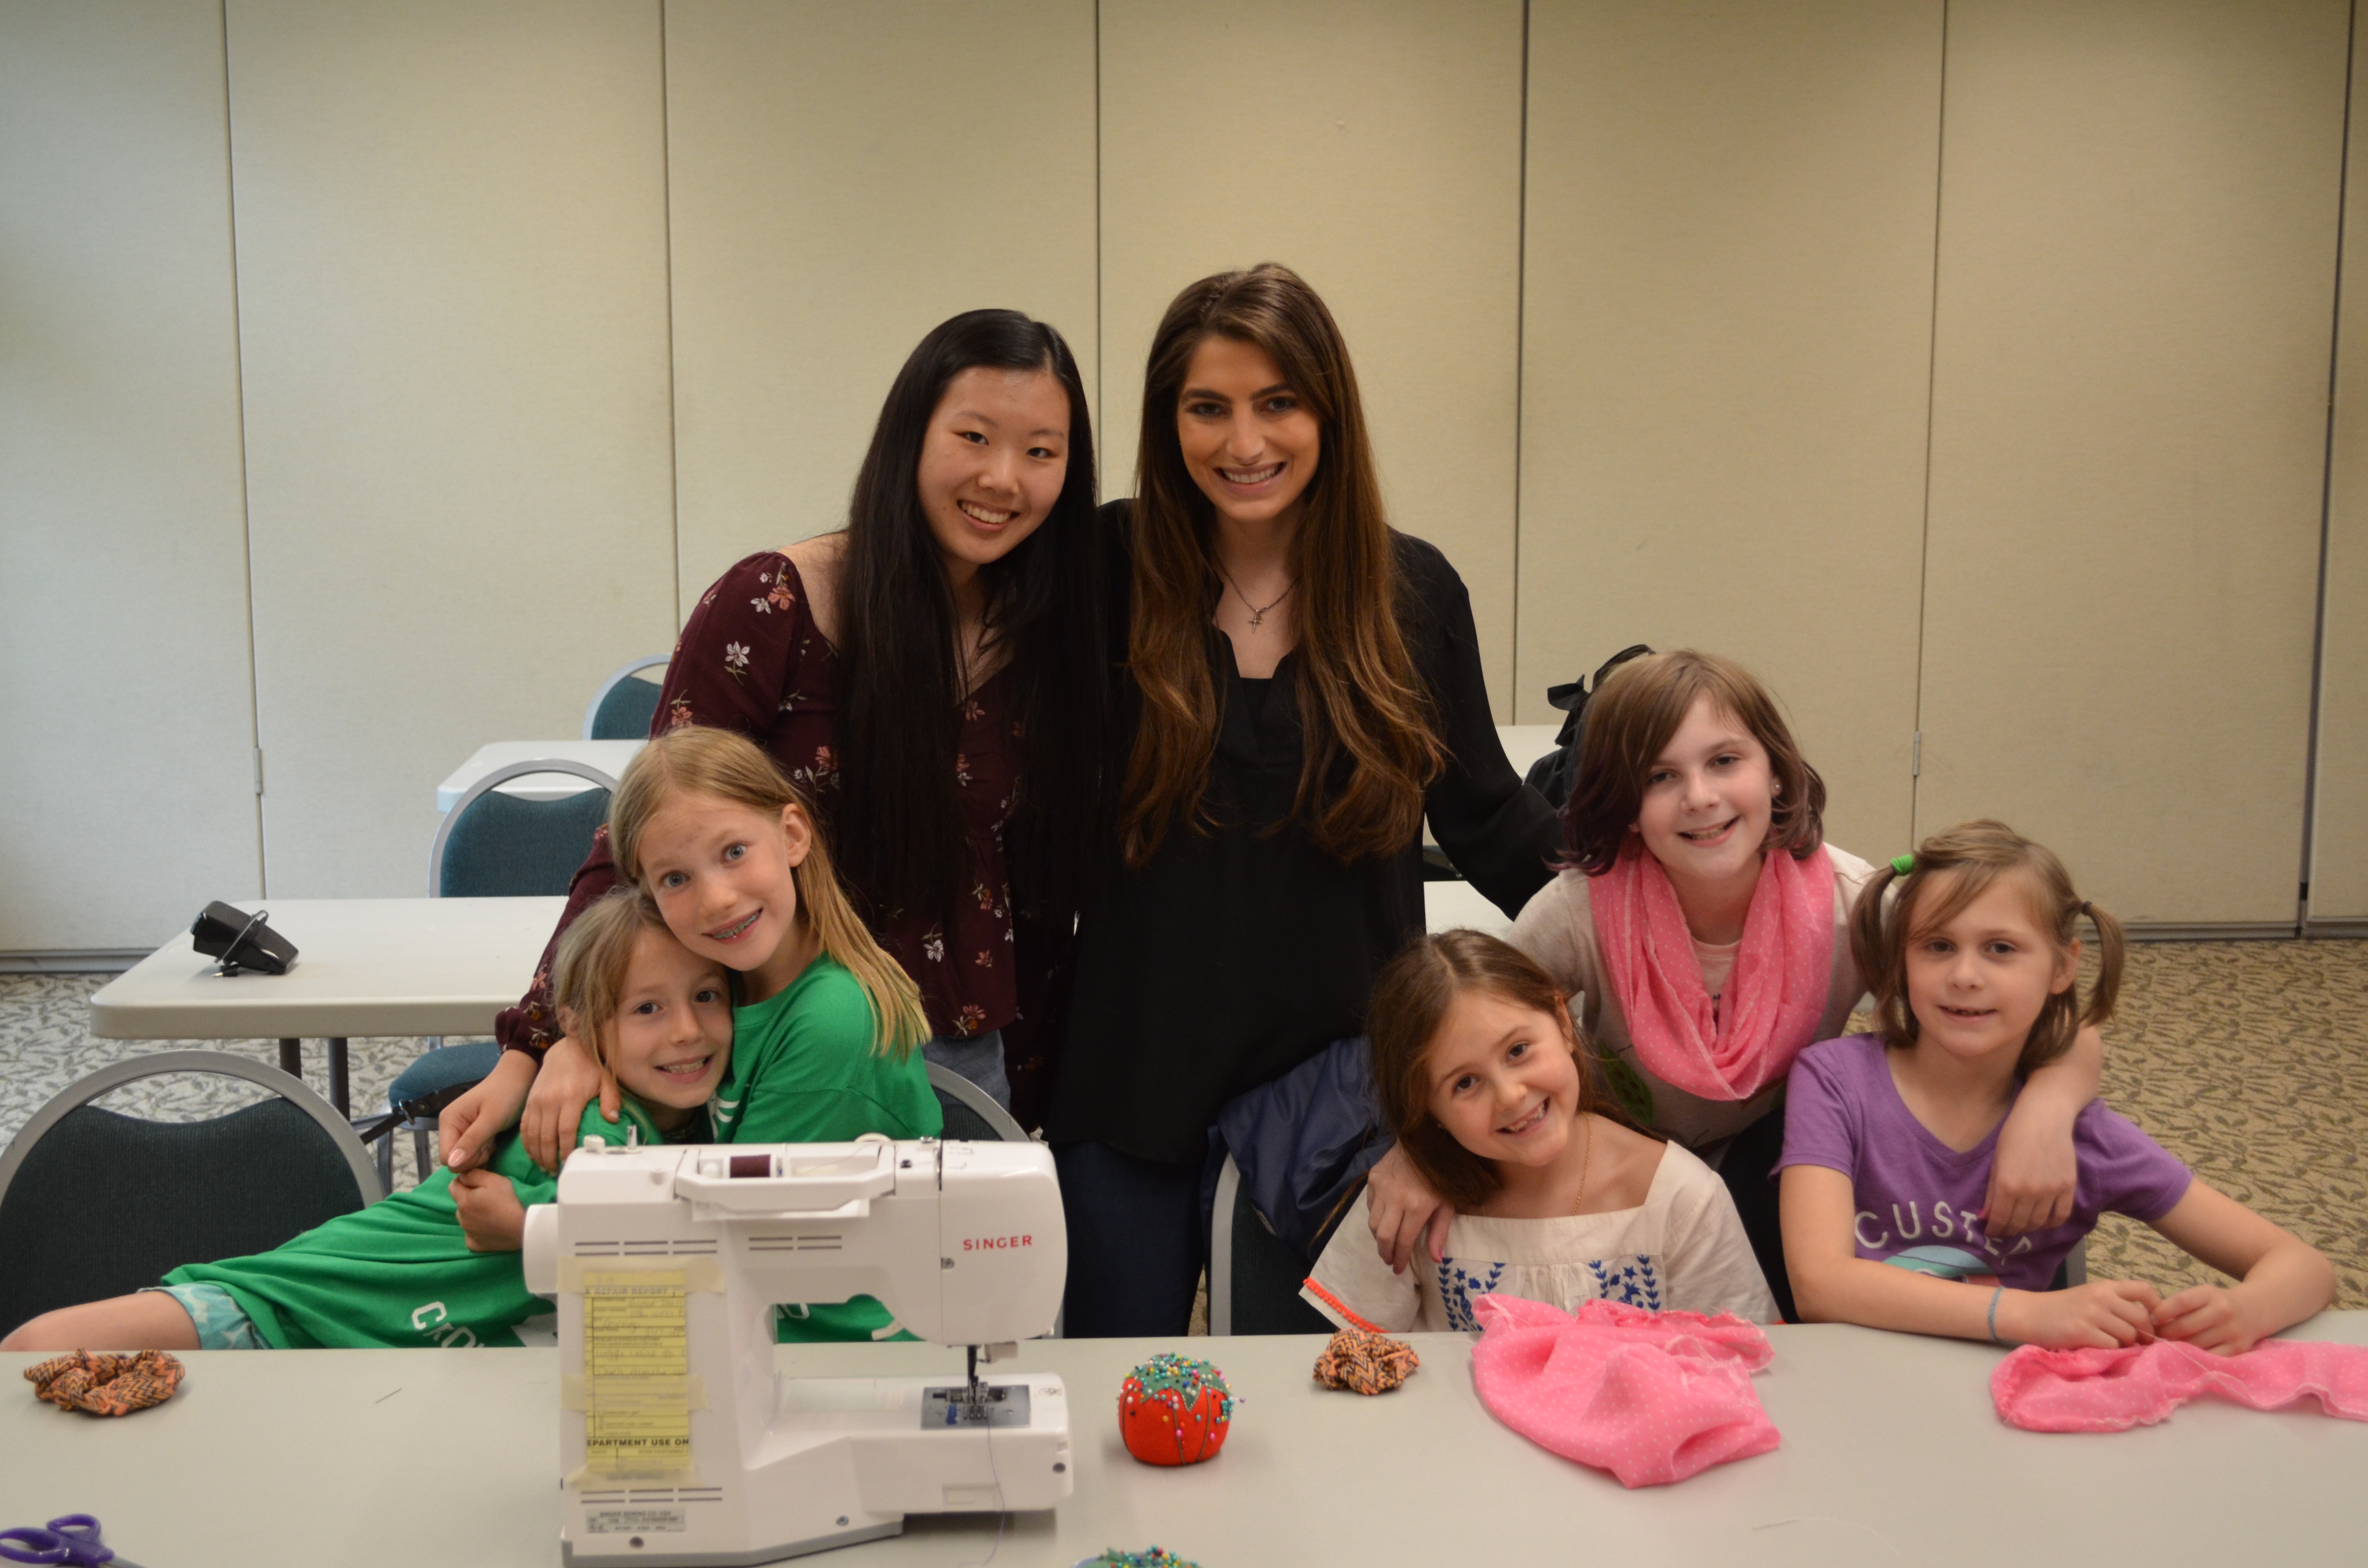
top-left (1778, 820), bottom-right (2332, 1354)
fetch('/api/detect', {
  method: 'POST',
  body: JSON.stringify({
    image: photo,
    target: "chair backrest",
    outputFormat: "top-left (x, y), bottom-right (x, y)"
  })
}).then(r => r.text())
top-left (1207, 1152), bottom-right (1336, 1335)
top-left (584, 655), bottom-right (670, 740)
top-left (0, 1050), bottom-right (381, 1337)
top-left (925, 1062), bottom-right (1029, 1143)
top-left (431, 759), bottom-right (619, 897)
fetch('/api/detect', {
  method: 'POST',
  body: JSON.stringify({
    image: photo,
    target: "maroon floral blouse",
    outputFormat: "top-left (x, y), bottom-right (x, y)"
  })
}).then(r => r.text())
top-left (494, 551), bottom-right (1023, 1054)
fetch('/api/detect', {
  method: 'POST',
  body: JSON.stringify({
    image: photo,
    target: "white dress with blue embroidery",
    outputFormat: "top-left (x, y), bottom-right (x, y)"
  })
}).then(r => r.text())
top-left (1301, 1140), bottom-right (1778, 1332)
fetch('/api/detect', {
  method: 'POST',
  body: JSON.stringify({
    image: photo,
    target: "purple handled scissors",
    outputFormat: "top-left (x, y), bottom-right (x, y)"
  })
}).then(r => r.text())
top-left (0, 1516), bottom-right (143, 1568)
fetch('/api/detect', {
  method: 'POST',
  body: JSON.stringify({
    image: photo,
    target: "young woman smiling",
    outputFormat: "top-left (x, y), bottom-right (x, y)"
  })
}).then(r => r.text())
top-left (1042, 264), bottom-right (1560, 1335)
top-left (441, 309), bottom-right (1109, 1171)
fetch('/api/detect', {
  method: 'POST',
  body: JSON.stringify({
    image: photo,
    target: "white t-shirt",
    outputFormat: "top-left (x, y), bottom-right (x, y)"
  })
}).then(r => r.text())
top-left (1301, 1139), bottom-right (1778, 1332)
top-left (1506, 846), bottom-right (1879, 1149)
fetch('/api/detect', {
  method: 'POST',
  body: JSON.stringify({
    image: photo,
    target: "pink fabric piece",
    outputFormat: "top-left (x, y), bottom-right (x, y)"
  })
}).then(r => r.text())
top-left (1468, 1295), bottom-right (1780, 1487)
top-left (1992, 1338), bottom-right (2368, 1433)
top-left (1589, 844), bottom-right (1837, 1103)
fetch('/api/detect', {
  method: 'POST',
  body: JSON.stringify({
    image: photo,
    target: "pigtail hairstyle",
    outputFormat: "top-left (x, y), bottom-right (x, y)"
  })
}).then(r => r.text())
top-left (1560, 649), bottom-right (1825, 876)
top-left (1849, 819), bottom-right (2124, 1077)
top-left (549, 888), bottom-right (674, 1075)
top-left (1369, 929), bottom-right (1645, 1210)
top-left (608, 726), bottom-right (933, 1061)
top-left (1121, 263), bottom-right (1444, 868)
top-left (835, 308), bottom-right (1107, 928)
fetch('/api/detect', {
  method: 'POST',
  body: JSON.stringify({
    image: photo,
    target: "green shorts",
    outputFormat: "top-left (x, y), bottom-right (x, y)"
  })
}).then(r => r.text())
top-left (147, 1282), bottom-right (262, 1350)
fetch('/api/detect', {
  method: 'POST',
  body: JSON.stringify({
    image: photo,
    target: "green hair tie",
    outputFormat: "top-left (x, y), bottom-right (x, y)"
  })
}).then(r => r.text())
top-left (1891, 853), bottom-right (1915, 877)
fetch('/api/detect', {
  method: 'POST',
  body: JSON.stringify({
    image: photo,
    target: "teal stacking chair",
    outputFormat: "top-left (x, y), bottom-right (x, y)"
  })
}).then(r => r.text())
top-left (368, 760), bottom-right (619, 1190)
top-left (0, 1051), bottom-right (380, 1338)
top-left (583, 655), bottom-right (669, 741)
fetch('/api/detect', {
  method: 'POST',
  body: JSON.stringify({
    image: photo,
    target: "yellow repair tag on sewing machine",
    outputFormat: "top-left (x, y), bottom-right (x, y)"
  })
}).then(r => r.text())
top-left (581, 1269), bottom-right (694, 1481)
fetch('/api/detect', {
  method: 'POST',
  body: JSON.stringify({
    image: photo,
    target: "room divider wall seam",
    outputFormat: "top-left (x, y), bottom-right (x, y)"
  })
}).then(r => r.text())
top-left (219, 0), bottom-right (270, 902)
top-left (1903, 0), bottom-right (1956, 848)
top-left (2302, 0), bottom-right (2364, 931)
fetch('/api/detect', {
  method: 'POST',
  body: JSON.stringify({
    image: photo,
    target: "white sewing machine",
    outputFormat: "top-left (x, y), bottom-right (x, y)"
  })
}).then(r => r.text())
top-left (521, 1136), bottom-right (1072, 1565)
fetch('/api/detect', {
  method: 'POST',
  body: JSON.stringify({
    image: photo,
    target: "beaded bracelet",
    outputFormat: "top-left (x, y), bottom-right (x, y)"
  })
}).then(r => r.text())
top-left (1987, 1286), bottom-right (2007, 1345)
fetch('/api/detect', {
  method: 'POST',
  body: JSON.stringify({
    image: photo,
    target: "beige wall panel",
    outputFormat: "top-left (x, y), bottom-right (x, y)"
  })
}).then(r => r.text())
top-left (1918, 0), bottom-right (2345, 924)
top-left (1099, 0), bottom-right (1524, 716)
top-left (0, 0), bottom-right (262, 950)
top-left (1517, 1), bottom-right (1943, 860)
top-left (2312, 14), bottom-right (2368, 922)
top-left (666, 0), bottom-right (1098, 611)
top-left (229, 0), bottom-right (678, 898)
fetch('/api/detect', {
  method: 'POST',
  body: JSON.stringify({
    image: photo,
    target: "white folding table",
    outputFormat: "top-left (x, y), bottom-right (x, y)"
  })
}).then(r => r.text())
top-left (86, 897), bottom-right (566, 1116)
top-left (4, 1315), bottom-right (2362, 1567)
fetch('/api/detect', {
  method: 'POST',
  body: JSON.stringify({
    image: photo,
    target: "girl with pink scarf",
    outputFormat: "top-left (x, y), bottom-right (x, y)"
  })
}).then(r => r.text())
top-left (1365, 650), bottom-right (2105, 1321)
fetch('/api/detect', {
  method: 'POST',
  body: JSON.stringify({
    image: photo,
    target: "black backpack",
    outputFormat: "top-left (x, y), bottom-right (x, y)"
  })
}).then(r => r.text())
top-left (1522, 644), bottom-right (1655, 809)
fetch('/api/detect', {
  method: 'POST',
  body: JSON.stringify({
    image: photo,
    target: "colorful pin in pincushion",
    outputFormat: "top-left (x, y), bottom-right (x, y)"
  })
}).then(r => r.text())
top-left (1118, 1353), bottom-right (1234, 1465)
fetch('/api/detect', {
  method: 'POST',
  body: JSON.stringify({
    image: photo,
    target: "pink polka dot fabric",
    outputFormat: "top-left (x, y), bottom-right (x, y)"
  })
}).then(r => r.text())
top-left (1991, 1338), bottom-right (2368, 1433)
top-left (1468, 1295), bottom-right (1780, 1488)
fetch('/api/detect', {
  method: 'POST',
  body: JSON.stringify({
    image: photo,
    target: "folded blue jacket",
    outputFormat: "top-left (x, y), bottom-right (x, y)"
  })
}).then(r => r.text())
top-left (1203, 1035), bottom-right (1394, 1267)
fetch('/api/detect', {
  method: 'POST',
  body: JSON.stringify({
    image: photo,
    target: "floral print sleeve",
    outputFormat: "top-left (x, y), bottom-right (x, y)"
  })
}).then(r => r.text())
top-left (494, 552), bottom-right (831, 1056)
top-left (497, 550), bottom-right (1030, 1061)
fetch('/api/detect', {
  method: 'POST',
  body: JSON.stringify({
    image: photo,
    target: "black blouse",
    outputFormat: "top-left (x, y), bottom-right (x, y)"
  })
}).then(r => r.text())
top-left (1043, 504), bottom-right (1561, 1164)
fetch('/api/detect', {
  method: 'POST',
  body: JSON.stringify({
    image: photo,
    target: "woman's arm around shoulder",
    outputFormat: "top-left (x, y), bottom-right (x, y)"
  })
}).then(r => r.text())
top-left (1394, 535), bottom-right (1559, 919)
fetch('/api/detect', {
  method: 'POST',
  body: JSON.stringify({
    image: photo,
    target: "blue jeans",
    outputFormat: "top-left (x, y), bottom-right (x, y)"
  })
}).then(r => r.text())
top-left (922, 1029), bottom-right (1010, 1112)
top-left (1053, 1141), bottom-right (1206, 1337)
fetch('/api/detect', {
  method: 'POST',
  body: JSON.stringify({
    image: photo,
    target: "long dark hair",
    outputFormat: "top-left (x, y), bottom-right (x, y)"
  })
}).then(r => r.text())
top-left (1122, 264), bottom-right (1443, 868)
top-left (836, 309), bottom-right (1106, 927)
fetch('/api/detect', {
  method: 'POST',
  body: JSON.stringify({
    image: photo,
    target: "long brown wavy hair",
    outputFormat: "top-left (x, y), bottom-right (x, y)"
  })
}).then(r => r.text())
top-left (1121, 263), bottom-right (1443, 867)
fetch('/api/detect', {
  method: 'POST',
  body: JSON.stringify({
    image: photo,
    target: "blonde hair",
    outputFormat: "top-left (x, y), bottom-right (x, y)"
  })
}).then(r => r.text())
top-left (607, 726), bottom-right (931, 1060)
top-left (549, 888), bottom-right (676, 1074)
top-left (1850, 819), bottom-right (2124, 1077)
top-left (1369, 930), bottom-right (1645, 1209)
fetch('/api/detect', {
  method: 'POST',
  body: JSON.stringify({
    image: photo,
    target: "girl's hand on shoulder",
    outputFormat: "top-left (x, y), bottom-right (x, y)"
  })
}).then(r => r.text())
top-left (1365, 1144), bottom-right (1452, 1274)
top-left (523, 1033), bottom-right (620, 1173)
top-left (2152, 1284), bottom-right (2269, 1356)
top-left (438, 1049), bottom-right (537, 1173)
top-left (1985, 1091), bottom-right (2079, 1237)
top-left (451, 1169), bottom-right (527, 1252)
top-left (2003, 1278), bottom-right (2160, 1349)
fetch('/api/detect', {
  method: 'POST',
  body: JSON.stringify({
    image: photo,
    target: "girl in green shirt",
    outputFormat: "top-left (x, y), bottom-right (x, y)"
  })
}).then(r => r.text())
top-left (604, 725), bottom-right (944, 1340)
top-left (3, 890), bottom-right (733, 1351)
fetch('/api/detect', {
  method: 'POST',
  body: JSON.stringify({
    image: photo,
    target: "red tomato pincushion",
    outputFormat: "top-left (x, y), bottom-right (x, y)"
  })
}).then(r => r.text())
top-left (1118, 1354), bottom-right (1235, 1466)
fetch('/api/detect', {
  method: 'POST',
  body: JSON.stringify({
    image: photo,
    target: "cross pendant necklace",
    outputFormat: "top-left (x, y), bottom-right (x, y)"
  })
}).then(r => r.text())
top-left (1217, 562), bottom-right (1295, 632)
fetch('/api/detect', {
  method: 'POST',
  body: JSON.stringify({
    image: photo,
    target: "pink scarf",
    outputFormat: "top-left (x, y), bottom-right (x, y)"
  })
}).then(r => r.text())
top-left (1590, 845), bottom-right (1838, 1103)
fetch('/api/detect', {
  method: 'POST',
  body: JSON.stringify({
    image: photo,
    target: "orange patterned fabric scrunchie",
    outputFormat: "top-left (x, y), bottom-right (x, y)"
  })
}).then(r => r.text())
top-left (25, 1350), bottom-right (186, 1416)
top-left (1312, 1327), bottom-right (1420, 1395)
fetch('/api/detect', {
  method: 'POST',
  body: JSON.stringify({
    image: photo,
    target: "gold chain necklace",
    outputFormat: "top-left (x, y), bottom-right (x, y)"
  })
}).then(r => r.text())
top-left (1569, 1115), bottom-right (1594, 1214)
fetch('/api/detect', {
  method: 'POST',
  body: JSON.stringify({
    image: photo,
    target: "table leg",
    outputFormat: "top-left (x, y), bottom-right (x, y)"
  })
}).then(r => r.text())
top-left (279, 1038), bottom-right (302, 1078)
top-left (328, 1038), bottom-right (350, 1117)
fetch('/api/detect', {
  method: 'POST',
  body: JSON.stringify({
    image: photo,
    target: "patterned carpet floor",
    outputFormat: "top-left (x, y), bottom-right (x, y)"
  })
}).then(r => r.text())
top-left (4, 938), bottom-right (2365, 1310)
